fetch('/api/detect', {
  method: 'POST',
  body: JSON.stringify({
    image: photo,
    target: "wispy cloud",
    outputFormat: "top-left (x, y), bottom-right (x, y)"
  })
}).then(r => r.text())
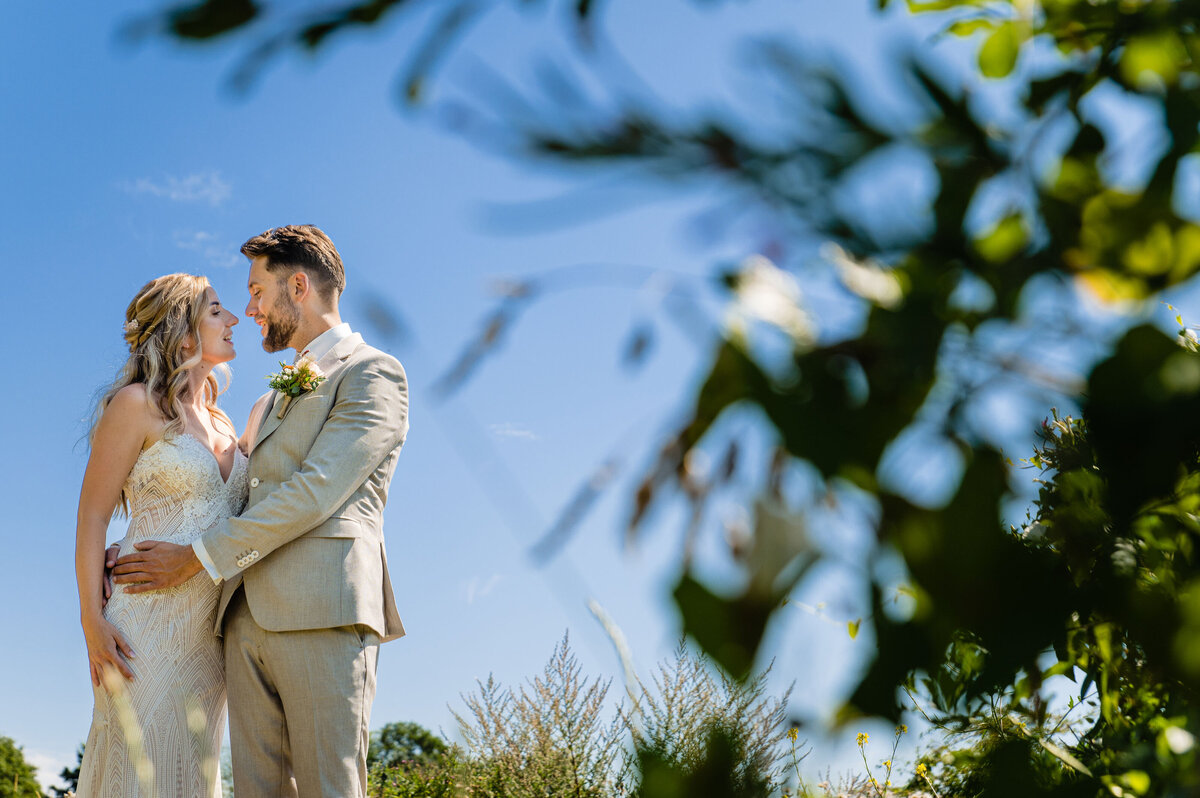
top-left (121, 171), bottom-right (231, 206)
top-left (465, 573), bottom-right (501, 604)
top-left (26, 749), bottom-right (72, 790)
top-left (174, 230), bottom-right (242, 270)
top-left (489, 422), bottom-right (537, 440)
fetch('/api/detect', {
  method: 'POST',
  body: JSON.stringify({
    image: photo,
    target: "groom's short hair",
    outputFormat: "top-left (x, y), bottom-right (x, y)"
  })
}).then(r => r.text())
top-left (241, 225), bottom-right (346, 302)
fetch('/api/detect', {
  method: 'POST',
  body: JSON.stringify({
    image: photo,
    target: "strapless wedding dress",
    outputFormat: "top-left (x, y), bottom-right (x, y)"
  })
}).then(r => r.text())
top-left (77, 433), bottom-right (248, 798)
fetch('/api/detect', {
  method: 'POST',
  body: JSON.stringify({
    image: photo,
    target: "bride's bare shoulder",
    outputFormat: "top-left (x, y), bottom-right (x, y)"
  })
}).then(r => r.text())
top-left (106, 383), bottom-right (154, 414)
top-left (103, 384), bottom-right (167, 446)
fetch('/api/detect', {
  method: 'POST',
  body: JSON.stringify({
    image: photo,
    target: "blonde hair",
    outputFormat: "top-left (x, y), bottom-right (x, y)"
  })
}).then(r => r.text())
top-left (90, 273), bottom-right (234, 512)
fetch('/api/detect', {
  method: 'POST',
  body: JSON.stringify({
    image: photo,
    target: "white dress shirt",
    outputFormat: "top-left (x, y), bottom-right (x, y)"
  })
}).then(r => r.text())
top-left (192, 322), bottom-right (356, 583)
top-left (298, 322), bottom-right (352, 364)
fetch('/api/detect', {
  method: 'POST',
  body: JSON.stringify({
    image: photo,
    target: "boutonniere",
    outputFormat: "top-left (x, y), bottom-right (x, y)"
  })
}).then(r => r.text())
top-left (267, 353), bottom-right (326, 418)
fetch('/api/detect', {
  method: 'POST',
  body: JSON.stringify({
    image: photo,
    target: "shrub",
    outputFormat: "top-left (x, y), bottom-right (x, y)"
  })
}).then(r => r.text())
top-left (369, 634), bottom-right (793, 797)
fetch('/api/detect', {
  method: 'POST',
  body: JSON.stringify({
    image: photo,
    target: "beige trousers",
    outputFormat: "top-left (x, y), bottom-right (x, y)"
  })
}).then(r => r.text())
top-left (224, 589), bottom-right (379, 798)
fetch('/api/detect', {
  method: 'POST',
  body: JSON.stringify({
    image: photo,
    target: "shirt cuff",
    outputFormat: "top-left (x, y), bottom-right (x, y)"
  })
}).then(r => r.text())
top-left (192, 540), bottom-right (223, 585)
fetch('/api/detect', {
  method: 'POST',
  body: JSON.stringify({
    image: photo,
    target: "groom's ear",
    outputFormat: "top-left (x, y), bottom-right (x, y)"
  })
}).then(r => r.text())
top-left (289, 270), bottom-right (312, 303)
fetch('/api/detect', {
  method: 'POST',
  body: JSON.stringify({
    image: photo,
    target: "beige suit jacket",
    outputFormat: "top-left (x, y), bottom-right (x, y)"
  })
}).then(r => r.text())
top-left (201, 333), bottom-right (408, 643)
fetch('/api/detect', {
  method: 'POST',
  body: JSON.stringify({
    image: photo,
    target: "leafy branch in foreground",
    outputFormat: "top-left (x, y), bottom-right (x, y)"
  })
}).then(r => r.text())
top-left (140, 1), bottom-right (1200, 793)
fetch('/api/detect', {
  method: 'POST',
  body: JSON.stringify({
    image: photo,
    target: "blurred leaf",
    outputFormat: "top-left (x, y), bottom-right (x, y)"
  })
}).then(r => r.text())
top-left (1121, 31), bottom-right (1186, 89)
top-left (1087, 325), bottom-right (1200, 525)
top-left (908, 0), bottom-right (968, 11)
top-left (978, 21), bottom-right (1020, 79)
top-left (167, 0), bottom-right (256, 39)
top-left (1027, 70), bottom-right (1082, 112)
top-left (673, 573), bottom-right (776, 681)
top-left (637, 723), bottom-right (767, 798)
top-left (622, 323), bottom-right (654, 369)
top-left (974, 212), bottom-right (1027, 263)
top-left (947, 18), bottom-right (995, 37)
top-left (398, 2), bottom-right (483, 106)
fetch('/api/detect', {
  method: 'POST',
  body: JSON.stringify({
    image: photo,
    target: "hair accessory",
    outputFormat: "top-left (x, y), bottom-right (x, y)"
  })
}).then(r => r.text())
top-left (124, 319), bottom-right (141, 335)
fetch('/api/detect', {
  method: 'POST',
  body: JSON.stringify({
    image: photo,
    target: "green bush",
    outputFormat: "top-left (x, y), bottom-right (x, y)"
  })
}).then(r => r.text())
top-left (367, 748), bottom-right (464, 798)
top-left (368, 634), bottom-right (792, 798)
top-left (0, 736), bottom-right (42, 798)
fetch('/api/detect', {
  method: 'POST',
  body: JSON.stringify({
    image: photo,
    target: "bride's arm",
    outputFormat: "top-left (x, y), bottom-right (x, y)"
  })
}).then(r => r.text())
top-left (76, 384), bottom-right (152, 686)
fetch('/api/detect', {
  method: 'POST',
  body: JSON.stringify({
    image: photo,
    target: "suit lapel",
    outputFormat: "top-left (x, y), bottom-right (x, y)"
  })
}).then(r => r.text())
top-left (253, 333), bottom-right (364, 449)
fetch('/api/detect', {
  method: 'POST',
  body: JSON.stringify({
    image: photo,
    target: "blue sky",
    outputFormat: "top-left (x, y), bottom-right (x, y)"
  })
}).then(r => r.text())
top-left (3, 0), bottom-right (1161, 789)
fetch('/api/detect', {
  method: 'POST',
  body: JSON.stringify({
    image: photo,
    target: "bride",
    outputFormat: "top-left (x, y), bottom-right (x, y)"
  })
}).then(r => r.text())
top-left (74, 273), bottom-right (245, 797)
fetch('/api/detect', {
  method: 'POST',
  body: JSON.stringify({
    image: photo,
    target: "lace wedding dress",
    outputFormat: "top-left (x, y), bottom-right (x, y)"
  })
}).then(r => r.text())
top-left (77, 433), bottom-right (248, 798)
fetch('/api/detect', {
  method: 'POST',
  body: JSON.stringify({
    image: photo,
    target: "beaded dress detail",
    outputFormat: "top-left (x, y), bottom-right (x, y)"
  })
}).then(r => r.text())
top-left (77, 433), bottom-right (248, 798)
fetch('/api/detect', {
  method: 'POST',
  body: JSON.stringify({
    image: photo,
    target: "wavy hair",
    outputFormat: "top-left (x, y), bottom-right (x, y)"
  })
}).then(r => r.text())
top-left (89, 273), bottom-right (234, 512)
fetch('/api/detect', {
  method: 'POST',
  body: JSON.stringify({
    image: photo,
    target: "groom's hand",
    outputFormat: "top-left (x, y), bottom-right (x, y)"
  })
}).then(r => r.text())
top-left (102, 543), bottom-right (121, 607)
top-left (112, 541), bottom-right (204, 593)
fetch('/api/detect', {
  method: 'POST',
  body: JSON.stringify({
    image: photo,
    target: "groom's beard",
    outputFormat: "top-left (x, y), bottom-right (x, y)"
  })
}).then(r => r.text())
top-left (262, 294), bottom-right (301, 353)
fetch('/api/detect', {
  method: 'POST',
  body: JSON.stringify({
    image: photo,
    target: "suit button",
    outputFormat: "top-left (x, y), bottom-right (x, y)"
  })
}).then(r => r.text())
top-left (250, 478), bottom-right (260, 488)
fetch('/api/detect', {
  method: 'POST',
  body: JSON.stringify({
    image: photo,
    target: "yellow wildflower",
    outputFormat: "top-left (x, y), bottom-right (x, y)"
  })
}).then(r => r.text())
top-left (857, 732), bottom-right (869, 747)
top-left (787, 727), bottom-right (799, 742)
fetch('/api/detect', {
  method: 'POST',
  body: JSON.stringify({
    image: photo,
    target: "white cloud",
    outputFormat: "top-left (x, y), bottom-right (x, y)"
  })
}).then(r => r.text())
top-left (26, 748), bottom-right (73, 789)
top-left (465, 574), bottom-right (501, 604)
top-left (174, 230), bottom-right (242, 270)
top-left (488, 422), bottom-right (537, 440)
top-left (122, 171), bottom-right (232, 206)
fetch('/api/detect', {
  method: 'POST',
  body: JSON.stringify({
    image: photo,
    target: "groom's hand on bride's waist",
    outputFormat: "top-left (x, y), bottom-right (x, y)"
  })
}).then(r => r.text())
top-left (112, 541), bottom-right (204, 592)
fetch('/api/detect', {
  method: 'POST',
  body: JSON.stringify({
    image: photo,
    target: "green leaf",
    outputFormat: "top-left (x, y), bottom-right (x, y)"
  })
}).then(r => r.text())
top-left (1087, 325), bottom-right (1200, 525)
top-left (974, 213), bottom-right (1027, 262)
top-left (978, 21), bottom-right (1020, 79)
top-left (672, 574), bottom-right (774, 680)
top-left (947, 18), bottom-right (994, 37)
top-left (1121, 32), bottom-right (1185, 89)
top-left (848, 618), bottom-right (862, 639)
top-left (1122, 222), bottom-right (1174, 276)
top-left (908, 0), bottom-right (965, 11)
top-left (168, 0), bottom-right (258, 39)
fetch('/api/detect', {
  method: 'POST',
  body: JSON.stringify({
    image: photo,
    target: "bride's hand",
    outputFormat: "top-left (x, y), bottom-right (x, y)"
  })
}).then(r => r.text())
top-left (81, 613), bottom-right (136, 687)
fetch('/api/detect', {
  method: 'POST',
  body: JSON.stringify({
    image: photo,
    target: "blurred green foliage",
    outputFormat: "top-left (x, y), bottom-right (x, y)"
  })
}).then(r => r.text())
top-left (145, 0), bottom-right (1200, 793)
top-left (0, 735), bottom-right (42, 798)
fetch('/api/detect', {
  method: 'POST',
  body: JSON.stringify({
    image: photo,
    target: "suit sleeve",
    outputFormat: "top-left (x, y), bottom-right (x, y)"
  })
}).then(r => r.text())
top-left (198, 354), bottom-right (409, 580)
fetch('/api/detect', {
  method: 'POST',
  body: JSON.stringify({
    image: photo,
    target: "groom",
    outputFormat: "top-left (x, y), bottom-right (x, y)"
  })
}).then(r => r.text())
top-left (113, 225), bottom-right (408, 798)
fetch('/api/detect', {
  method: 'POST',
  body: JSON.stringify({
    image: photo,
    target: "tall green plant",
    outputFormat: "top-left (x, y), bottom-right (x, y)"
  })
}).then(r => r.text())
top-left (622, 643), bottom-right (790, 795)
top-left (368, 635), bottom-right (793, 797)
top-left (453, 633), bottom-right (624, 798)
